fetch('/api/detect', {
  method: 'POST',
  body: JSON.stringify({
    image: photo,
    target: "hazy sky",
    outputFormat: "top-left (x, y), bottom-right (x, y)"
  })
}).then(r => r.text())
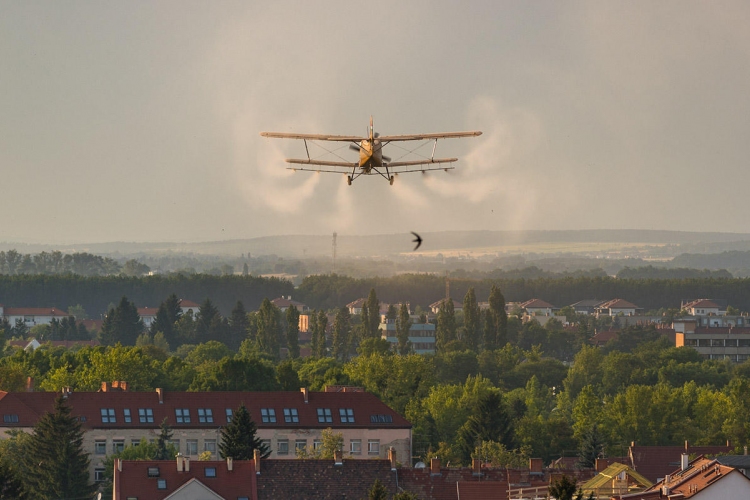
top-left (2, 1), bottom-right (749, 244)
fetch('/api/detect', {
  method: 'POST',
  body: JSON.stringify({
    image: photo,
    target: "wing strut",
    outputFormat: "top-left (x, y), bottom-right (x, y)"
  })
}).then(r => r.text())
top-left (304, 140), bottom-right (310, 160)
top-left (431, 139), bottom-right (438, 161)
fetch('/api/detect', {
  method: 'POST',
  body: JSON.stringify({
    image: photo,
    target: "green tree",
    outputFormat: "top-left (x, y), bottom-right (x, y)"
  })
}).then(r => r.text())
top-left (456, 392), bottom-right (513, 463)
top-left (99, 296), bottom-right (144, 345)
top-left (332, 307), bottom-right (351, 361)
top-left (436, 300), bottom-right (457, 352)
top-left (256, 298), bottom-right (281, 359)
top-left (367, 479), bottom-right (388, 500)
top-left (229, 301), bottom-right (250, 351)
top-left (0, 461), bottom-right (24, 499)
top-left (364, 288), bottom-right (381, 340)
top-left (463, 287), bottom-right (480, 351)
top-left (310, 310), bottom-right (320, 358)
top-left (190, 357), bottom-right (279, 391)
top-left (24, 395), bottom-right (95, 499)
top-left (219, 404), bottom-right (270, 459)
top-left (286, 305), bottom-right (300, 359)
top-left (156, 418), bottom-right (175, 460)
top-left (121, 259), bottom-right (150, 277)
top-left (548, 474), bottom-right (586, 500)
top-left (195, 298), bottom-right (222, 344)
top-left (317, 310), bottom-right (329, 357)
top-left (577, 424), bottom-right (604, 468)
top-left (486, 285), bottom-right (508, 349)
top-left (396, 303), bottom-right (413, 355)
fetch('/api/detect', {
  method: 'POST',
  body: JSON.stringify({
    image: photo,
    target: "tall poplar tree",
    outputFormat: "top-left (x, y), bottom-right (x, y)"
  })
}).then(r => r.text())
top-left (463, 288), bottom-right (480, 351)
top-left (332, 307), bottom-right (351, 361)
top-left (436, 300), bottom-right (456, 351)
top-left (317, 310), bottom-right (329, 357)
top-left (309, 310), bottom-right (320, 359)
top-left (286, 305), bottom-right (300, 359)
top-left (256, 299), bottom-right (281, 359)
top-left (229, 301), bottom-right (250, 350)
top-left (365, 289), bottom-right (381, 339)
top-left (488, 285), bottom-right (508, 347)
top-left (219, 404), bottom-right (270, 459)
top-left (396, 303), bottom-right (412, 355)
top-left (24, 395), bottom-right (94, 499)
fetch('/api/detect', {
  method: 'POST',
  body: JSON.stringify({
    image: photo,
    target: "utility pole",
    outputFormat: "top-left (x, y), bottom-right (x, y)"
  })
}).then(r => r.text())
top-left (332, 232), bottom-right (337, 274)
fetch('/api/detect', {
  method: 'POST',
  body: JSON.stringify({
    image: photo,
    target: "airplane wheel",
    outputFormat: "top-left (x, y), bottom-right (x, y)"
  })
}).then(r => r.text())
top-left (347, 176), bottom-right (352, 186)
top-left (389, 176), bottom-right (394, 185)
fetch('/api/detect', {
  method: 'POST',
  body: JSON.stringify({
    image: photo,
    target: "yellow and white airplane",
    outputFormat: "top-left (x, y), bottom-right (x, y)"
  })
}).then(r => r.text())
top-left (260, 117), bottom-right (481, 185)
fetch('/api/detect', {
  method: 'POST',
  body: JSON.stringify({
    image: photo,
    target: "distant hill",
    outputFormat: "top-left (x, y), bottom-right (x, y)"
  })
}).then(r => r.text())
top-left (3, 229), bottom-right (750, 259)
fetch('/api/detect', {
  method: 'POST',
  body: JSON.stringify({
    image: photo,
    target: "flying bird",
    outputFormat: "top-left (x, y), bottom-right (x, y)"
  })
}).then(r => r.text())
top-left (411, 232), bottom-right (423, 251)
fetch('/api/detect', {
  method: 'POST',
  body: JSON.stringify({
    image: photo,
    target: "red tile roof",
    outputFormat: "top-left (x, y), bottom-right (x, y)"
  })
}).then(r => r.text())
top-left (597, 299), bottom-right (638, 310)
top-left (618, 456), bottom-right (750, 499)
top-left (346, 298), bottom-right (366, 308)
top-left (114, 458), bottom-right (256, 500)
top-left (429, 299), bottom-right (463, 309)
top-left (137, 307), bottom-right (159, 317)
top-left (681, 299), bottom-right (721, 310)
top-left (628, 444), bottom-right (732, 483)
top-left (257, 459), bottom-right (396, 499)
top-left (0, 389), bottom-right (410, 430)
top-left (270, 297), bottom-right (307, 308)
top-left (519, 299), bottom-right (555, 309)
top-left (3, 307), bottom-right (69, 317)
top-left (179, 299), bottom-right (201, 308)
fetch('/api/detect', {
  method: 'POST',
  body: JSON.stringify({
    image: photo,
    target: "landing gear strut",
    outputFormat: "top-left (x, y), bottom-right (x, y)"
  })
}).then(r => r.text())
top-left (389, 176), bottom-right (394, 185)
top-left (347, 175), bottom-right (352, 185)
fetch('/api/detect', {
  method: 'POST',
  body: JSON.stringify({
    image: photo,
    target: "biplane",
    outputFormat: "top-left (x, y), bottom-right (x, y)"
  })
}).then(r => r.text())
top-left (260, 117), bottom-right (481, 185)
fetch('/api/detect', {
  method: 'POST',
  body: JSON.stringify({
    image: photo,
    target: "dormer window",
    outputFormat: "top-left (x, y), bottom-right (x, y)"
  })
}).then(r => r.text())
top-left (123, 408), bottom-right (132, 423)
top-left (225, 408), bottom-right (233, 423)
top-left (370, 414), bottom-right (393, 423)
top-left (198, 408), bottom-right (213, 423)
top-left (316, 408), bottom-right (332, 423)
top-left (283, 408), bottom-right (299, 423)
top-left (339, 408), bottom-right (354, 423)
top-left (139, 408), bottom-right (154, 423)
top-left (260, 408), bottom-right (276, 423)
top-left (175, 408), bottom-right (190, 423)
top-left (3, 414), bottom-right (19, 423)
top-left (100, 408), bottom-right (116, 423)
top-left (147, 467), bottom-right (160, 477)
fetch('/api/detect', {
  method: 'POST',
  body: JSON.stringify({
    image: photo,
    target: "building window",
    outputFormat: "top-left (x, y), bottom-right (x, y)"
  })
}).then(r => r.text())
top-left (295, 439), bottom-right (307, 454)
top-left (139, 408), bottom-right (154, 423)
top-left (123, 408), bottom-right (132, 423)
top-left (3, 414), bottom-right (18, 423)
top-left (350, 439), bottom-right (362, 455)
top-left (100, 408), bottom-right (116, 423)
top-left (370, 414), bottom-right (393, 423)
top-left (147, 467), bottom-right (160, 477)
top-left (726, 339), bottom-right (739, 347)
top-left (225, 408), bottom-right (233, 423)
top-left (131, 439), bottom-right (142, 447)
top-left (205, 467), bottom-right (217, 478)
top-left (317, 408), bottom-right (332, 423)
top-left (170, 439), bottom-right (180, 451)
top-left (204, 440), bottom-right (217, 453)
top-left (684, 339), bottom-right (698, 347)
top-left (113, 439), bottom-right (125, 454)
top-left (284, 408), bottom-right (299, 423)
top-left (261, 408), bottom-right (276, 423)
top-left (94, 468), bottom-right (105, 482)
top-left (186, 439), bottom-right (198, 455)
top-left (260, 439), bottom-right (271, 453)
top-left (157, 479), bottom-right (167, 490)
top-left (368, 440), bottom-right (380, 455)
top-left (175, 409), bottom-right (190, 423)
top-left (339, 408), bottom-right (355, 423)
top-left (94, 440), bottom-right (106, 455)
top-left (711, 339), bottom-right (724, 347)
top-left (277, 439), bottom-right (289, 455)
top-left (313, 439), bottom-right (322, 451)
top-left (198, 408), bottom-right (213, 423)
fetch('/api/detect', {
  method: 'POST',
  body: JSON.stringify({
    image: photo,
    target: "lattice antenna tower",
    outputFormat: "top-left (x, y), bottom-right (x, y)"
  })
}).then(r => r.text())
top-left (332, 232), bottom-right (337, 274)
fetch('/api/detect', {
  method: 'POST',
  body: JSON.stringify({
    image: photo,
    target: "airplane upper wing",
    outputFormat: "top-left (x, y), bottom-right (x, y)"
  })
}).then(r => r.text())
top-left (376, 131), bottom-right (482, 142)
top-left (388, 158), bottom-right (458, 168)
top-left (260, 132), bottom-right (364, 142)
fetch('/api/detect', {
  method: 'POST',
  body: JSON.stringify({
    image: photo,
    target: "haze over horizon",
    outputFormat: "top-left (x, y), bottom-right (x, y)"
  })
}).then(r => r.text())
top-left (3, 1), bottom-right (749, 245)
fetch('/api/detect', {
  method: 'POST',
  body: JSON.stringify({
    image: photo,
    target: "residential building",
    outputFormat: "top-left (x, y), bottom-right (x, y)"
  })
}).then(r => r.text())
top-left (681, 298), bottom-right (726, 316)
top-left (0, 305), bottom-right (69, 327)
top-left (270, 296), bottom-right (309, 313)
top-left (379, 318), bottom-right (436, 354)
top-left (581, 461), bottom-right (652, 498)
top-left (625, 441), bottom-right (733, 482)
top-left (614, 455), bottom-right (750, 499)
top-left (571, 299), bottom-right (605, 315)
top-left (0, 386), bottom-right (411, 483)
top-left (595, 299), bottom-right (640, 317)
top-left (674, 319), bottom-right (750, 363)
top-left (518, 298), bottom-right (556, 316)
top-left (428, 298), bottom-right (462, 315)
top-left (113, 456), bottom-right (256, 500)
top-left (8, 339), bottom-right (100, 351)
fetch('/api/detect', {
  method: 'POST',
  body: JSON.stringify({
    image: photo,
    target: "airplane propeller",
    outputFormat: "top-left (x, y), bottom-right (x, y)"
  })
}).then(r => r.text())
top-left (349, 144), bottom-right (360, 152)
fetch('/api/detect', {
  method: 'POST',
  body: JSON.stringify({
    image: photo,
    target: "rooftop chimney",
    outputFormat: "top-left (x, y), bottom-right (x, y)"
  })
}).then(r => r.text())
top-left (685, 440), bottom-right (690, 451)
top-left (116, 458), bottom-right (122, 472)
top-left (529, 458), bottom-right (543, 474)
top-left (681, 454), bottom-right (689, 471)
top-left (61, 386), bottom-right (72, 398)
top-left (156, 388), bottom-right (164, 404)
top-left (334, 449), bottom-right (343, 466)
top-left (300, 387), bottom-right (309, 403)
top-left (183, 456), bottom-right (190, 472)
top-left (227, 456), bottom-right (234, 472)
top-left (176, 453), bottom-right (184, 472)
top-left (26, 377), bottom-right (34, 392)
top-left (254, 449), bottom-right (261, 475)
top-left (596, 458), bottom-right (608, 472)
top-left (472, 458), bottom-right (481, 476)
top-left (430, 457), bottom-right (441, 476)
top-left (388, 447), bottom-right (397, 470)
top-left (101, 381), bottom-right (111, 392)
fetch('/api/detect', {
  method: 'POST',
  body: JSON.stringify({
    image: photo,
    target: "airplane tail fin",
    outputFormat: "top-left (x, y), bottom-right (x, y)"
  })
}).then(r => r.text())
top-left (369, 116), bottom-right (373, 141)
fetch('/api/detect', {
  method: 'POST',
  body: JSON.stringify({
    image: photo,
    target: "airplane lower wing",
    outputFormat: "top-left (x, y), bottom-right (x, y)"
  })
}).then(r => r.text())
top-left (261, 132), bottom-right (364, 142)
top-left (387, 158), bottom-right (458, 168)
top-left (376, 131), bottom-right (482, 141)
top-left (285, 159), bottom-right (356, 169)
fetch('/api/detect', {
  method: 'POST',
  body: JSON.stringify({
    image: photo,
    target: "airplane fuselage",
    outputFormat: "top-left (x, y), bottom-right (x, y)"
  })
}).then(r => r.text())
top-left (358, 139), bottom-right (384, 173)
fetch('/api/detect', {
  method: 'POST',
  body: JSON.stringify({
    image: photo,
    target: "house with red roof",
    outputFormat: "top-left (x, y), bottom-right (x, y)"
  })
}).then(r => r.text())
top-left (518, 298), bottom-right (556, 316)
top-left (270, 296), bottom-right (309, 313)
top-left (0, 386), bottom-right (411, 484)
top-left (114, 456), bottom-right (256, 500)
top-left (614, 455), bottom-right (750, 499)
top-left (596, 299), bottom-right (640, 317)
top-left (428, 298), bottom-right (463, 315)
top-left (0, 305), bottom-right (70, 327)
top-left (626, 441), bottom-right (733, 483)
top-left (681, 299), bottom-right (725, 317)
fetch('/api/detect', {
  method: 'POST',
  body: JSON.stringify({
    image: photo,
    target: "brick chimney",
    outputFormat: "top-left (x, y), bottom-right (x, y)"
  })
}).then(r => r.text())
top-left (226, 456), bottom-right (234, 472)
top-left (596, 458), bottom-right (608, 472)
top-left (300, 387), bottom-right (309, 403)
top-left (430, 457), bottom-right (441, 476)
top-left (334, 449), bottom-right (343, 465)
top-left (176, 453), bottom-right (184, 472)
top-left (388, 447), bottom-right (397, 470)
top-left (25, 377), bottom-right (34, 392)
top-left (684, 440), bottom-right (689, 451)
top-left (254, 449), bottom-right (261, 475)
top-left (529, 458), bottom-right (543, 474)
top-left (156, 387), bottom-right (164, 404)
top-left (681, 454), bottom-right (689, 471)
top-left (101, 381), bottom-right (111, 392)
top-left (472, 458), bottom-right (481, 476)
top-left (183, 456), bottom-right (190, 472)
